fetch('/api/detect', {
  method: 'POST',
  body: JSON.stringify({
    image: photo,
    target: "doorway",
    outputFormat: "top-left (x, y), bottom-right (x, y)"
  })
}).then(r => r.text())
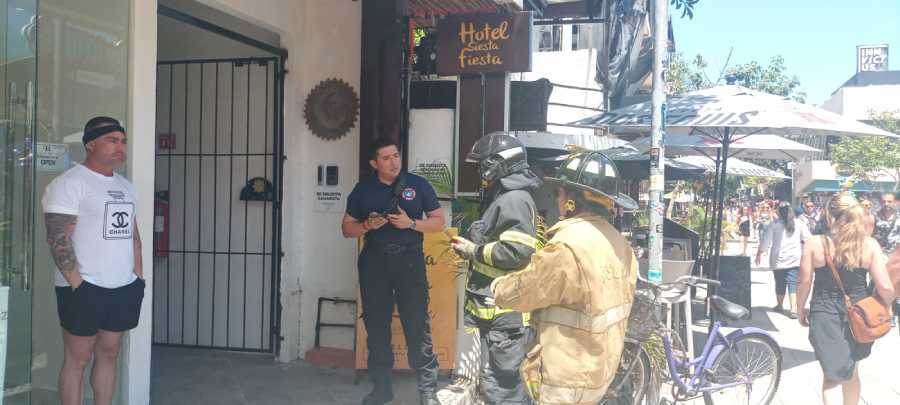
top-left (153, 6), bottom-right (286, 354)
top-left (1, 0), bottom-right (37, 402)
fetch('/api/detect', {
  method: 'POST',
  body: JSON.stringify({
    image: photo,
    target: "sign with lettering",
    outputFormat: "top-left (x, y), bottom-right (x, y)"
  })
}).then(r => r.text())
top-left (437, 12), bottom-right (533, 75)
top-left (314, 188), bottom-right (343, 213)
top-left (355, 229), bottom-right (459, 370)
top-left (857, 45), bottom-right (888, 72)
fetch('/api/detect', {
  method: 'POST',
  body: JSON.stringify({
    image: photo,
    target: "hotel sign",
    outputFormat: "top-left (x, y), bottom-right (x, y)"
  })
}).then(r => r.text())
top-left (437, 12), bottom-right (533, 75)
top-left (857, 45), bottom-right (888, 72)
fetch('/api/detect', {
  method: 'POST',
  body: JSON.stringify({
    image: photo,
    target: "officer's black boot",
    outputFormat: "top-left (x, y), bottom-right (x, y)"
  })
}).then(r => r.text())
top-left (418, 391), bottom-right (440, 405)
top-left (362, 371), bottom-right (393, 405)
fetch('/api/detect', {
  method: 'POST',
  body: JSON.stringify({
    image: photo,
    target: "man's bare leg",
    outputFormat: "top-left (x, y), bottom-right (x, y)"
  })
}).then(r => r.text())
top-left (91, 329), bottom-right (124, 405)
top-left (60, 330), bottom-right (96, 405)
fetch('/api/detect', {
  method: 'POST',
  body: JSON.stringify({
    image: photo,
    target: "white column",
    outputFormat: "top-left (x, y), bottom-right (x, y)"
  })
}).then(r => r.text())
top-left (125, 0), bottom-right (158, 403)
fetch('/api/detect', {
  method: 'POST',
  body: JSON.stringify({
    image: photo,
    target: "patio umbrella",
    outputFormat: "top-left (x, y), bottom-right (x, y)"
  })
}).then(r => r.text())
top-left (673, 156), bottom-right (789, 179)
top-left (516, 132), bottom-right (706, 180)
top-left (629, 133), bottom-right (821, 161)
top-left (569, 84), bottom-right (898, 283)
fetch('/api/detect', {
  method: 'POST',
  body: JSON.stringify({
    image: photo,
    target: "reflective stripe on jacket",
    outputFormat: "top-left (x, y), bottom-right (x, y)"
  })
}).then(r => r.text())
top-left (465, 172), bottom-right (542, 323)
top-left (492, 214), bottom-right (638, 404)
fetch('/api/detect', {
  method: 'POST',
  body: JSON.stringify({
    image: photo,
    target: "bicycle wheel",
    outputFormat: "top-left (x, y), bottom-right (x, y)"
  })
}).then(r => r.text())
top-left (702, 334), bottom-right (781, 405)
top-left (599, 342), bottom-right (651, 405)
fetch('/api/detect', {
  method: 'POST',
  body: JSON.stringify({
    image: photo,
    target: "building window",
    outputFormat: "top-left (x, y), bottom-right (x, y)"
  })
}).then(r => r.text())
top-left (538, 25), bottom-right (562, 52)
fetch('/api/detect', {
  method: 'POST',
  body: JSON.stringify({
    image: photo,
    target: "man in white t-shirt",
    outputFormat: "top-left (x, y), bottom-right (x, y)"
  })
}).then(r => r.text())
top-left (42, 116), bottom-right (143, 405)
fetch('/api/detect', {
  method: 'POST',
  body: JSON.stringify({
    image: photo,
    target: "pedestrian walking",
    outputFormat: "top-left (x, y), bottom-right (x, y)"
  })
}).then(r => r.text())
top-left (873, 192), bottom-right (899, 256)
top-left (42, 117), bottom-right (144, 405)
top-left (860, 196), bottom-right (876, 236)
top-left (739, 206), bottom-right (753, 255)
top-left (800, 200), bottom-right (824, 235)
top-left (757, 202), bottom-right (773, 241)
top-left (797, 192), bottom-right (895, 405)
top-left (341, 137), bottom-right (445, 405)
top-left (756, 202), bottom-right (811, 319)
top-left (451, 132), bottom-right (542, 404)
top-left (873, 192), bottom-right (900, 326)
top-left (491, 151), bottom-right (639, 405)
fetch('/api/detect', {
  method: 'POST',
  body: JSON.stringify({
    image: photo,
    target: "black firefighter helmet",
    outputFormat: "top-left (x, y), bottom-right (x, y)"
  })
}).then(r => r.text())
top-left (543, 151), bottom-right (639, 211)
top-left (466, 132), bottom-right (529, 182)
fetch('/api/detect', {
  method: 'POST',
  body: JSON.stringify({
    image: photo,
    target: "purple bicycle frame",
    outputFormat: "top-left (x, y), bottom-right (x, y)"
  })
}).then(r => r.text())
top-left (662, 321), bottom-right (774, 396)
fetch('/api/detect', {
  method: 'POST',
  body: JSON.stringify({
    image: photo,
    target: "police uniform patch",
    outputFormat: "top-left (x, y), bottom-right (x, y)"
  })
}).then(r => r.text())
top-left (402, 188), bottom-right (416, 201)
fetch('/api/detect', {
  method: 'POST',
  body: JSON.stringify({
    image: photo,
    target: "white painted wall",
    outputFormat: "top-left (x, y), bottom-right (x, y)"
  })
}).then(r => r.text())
top-left (189, 0), bottom-right (364, 361)
top-left (521, 49), bottom-right (603, 135)
top-left (122, 1), bottom-right (363, 402)
top-left (126, 0), bottom-right (157, 403)
top-left (821, 84), bottom-right (900, 120)
top-left (157, 14), bottom-right (272, 61)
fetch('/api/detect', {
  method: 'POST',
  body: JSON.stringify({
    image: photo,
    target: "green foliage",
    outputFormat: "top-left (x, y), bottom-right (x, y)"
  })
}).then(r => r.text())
top-left (726, 55), bottom-right (806, 103)
top-left (667, 54), bottom-right (806, 104)
top-left (667, 53), bottom-right (712, 95)
top-left (670, 0), bottom-right (701, 19)
top-left (831, 111), bottom-right (900, 191)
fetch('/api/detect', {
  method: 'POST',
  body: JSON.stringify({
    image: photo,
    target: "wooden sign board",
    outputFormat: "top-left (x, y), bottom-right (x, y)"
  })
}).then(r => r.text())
top-left (355, 229), bottom-right (460, 370)
top-left (437, 12), bottom-right (533, 76)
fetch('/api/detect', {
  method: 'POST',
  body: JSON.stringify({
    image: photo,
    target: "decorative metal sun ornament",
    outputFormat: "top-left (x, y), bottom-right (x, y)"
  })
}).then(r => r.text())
top-left (303, 78), bottom-right (359, 141)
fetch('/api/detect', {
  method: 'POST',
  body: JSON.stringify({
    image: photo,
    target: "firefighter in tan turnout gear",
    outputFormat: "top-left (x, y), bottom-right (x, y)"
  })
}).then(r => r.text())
top-left (451, 132), bottom-right (543, 404)
top-left (491, 151), bottom-right (639, 405)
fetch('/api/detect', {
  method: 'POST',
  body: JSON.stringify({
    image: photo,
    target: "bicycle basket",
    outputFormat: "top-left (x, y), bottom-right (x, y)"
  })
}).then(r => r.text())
top-left (626, 288), bottom-right (664, 341)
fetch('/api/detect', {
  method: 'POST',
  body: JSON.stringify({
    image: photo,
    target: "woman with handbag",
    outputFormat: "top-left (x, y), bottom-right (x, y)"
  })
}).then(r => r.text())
top-left (797, 192), bottom-right (895, 405)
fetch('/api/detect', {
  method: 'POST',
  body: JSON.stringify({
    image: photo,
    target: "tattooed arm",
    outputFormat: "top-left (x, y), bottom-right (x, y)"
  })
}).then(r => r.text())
top-left (133, 222), bottom-right (143, 279)
top-left (45, 213), bottom-right (82, 289)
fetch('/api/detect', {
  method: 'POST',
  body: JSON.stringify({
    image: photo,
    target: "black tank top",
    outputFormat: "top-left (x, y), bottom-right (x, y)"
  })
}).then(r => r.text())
top-left (811, 264), bottom-right (869, 313)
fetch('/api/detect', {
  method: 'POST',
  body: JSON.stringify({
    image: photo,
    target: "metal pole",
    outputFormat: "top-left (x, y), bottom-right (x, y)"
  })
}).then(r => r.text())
top-left (712, 129), bottom-right (732, 281)
top-left (647, 0), bottom-right (668, 283)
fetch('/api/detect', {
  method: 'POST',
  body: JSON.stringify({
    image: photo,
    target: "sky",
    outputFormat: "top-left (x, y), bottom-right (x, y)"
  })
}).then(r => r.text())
top-left (671, 0), bottom-right (900, 106)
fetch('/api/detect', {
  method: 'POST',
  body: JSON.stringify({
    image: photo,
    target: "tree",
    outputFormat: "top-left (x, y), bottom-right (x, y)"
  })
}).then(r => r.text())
top-left (726, 55), bottom-right (806, 103)
top-left (666, 53), bottom-right (805, 103)
top-left (666, 53), bottom-right (712, 95)
top-left (671, 0), bottom-right (701, 19)
top-left (831, 111), bottom-right (900, 191)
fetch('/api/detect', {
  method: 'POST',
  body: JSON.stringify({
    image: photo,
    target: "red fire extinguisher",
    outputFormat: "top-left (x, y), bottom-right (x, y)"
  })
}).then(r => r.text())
top-left (154, 191), bottom-right (169, 257)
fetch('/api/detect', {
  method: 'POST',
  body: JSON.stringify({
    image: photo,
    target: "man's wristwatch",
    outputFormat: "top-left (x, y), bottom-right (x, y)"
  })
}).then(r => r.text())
top-left (410, 219), bottom-right (417, 230)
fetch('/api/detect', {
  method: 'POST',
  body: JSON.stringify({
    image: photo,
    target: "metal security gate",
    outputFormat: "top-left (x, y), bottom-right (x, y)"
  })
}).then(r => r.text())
top-left (153, 57), bottom-right (284, 353)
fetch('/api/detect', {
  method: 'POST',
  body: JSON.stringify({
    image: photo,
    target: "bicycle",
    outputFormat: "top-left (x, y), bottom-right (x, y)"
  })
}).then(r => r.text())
top-left (601, 274), bottom-right (782, 405)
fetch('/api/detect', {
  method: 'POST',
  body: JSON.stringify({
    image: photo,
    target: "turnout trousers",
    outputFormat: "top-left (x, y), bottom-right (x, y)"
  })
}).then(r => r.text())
top-left (465, 312), bottom-right (533, 404)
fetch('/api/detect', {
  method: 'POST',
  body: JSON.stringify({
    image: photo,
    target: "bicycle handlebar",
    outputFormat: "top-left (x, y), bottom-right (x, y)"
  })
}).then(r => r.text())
top-left (636, 273), bottom-right (721, 289)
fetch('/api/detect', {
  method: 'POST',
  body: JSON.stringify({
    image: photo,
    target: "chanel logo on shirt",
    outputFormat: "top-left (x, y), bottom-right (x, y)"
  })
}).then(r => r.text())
top-left (107, 190), bottom-right (126, 200)
top-left (103, 201), bottom-right (134, 240)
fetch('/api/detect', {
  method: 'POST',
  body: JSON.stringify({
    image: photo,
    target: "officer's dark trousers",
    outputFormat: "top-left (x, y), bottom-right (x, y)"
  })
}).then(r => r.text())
top-left (466, 313), bottom-right (532, 404)
top-left (358, 243), bottom-right (439, 394)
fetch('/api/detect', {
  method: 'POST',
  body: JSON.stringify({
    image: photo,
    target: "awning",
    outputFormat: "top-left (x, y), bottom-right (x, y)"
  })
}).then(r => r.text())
top-left (802, 180), bottom-right (896, 194)
top-left (407, 0), bottom-right (525, 17)
top-left (673, 156), bottom-right (789, 179)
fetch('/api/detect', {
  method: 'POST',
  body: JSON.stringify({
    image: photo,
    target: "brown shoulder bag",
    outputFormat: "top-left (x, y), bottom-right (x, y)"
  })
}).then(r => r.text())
top-left (823, 239), bottom-right (891, 343)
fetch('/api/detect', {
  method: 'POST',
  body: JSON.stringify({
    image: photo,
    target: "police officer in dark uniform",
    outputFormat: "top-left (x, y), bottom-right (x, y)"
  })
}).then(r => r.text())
top-left (342, 137), bottom-right (445, 405)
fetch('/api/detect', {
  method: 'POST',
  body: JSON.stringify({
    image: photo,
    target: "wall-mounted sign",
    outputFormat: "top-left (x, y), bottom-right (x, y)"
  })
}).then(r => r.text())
top-left (36, 142), bottom-right (70, 172)
top-left (158, 133), bottom-right (176, 150)
top-left (437, 12), bottom-right (533, 76)
top-left (239, 177), bottom-right (275, 201)
top-left (857, 44), bottom-right (888, 72)
top-left (314, 189), bottom-right (343, 213)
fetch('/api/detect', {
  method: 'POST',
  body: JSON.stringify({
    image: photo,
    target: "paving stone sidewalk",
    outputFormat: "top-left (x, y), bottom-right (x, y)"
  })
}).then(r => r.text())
top-left (150, 240), bottom-right (900, 405)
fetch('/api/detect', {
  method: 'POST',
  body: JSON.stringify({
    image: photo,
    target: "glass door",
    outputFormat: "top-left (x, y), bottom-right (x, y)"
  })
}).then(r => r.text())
top-left (1, 0), bottom-right (37, 404)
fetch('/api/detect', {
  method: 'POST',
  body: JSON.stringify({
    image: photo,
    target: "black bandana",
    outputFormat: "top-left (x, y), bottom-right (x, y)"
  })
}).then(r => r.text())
top-left (83, 125), bottom-right (126, 145)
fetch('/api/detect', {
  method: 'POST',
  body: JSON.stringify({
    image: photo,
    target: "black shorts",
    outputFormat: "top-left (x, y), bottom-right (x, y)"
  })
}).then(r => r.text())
top-left (55, 278), bottom-right (145, 336)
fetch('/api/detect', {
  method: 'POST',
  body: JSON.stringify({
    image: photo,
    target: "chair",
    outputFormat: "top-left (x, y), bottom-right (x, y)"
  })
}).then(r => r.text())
top-left (638, 259), bottom-right (697, 359)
